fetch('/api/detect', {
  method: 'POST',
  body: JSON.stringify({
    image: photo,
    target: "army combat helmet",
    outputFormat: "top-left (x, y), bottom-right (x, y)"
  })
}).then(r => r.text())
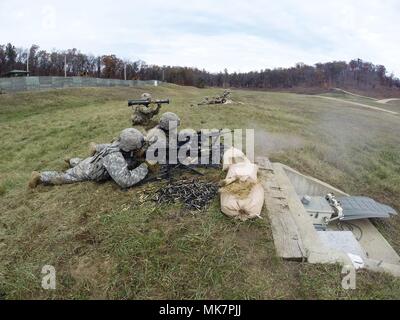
top-left (141, 92), bottom-right (152, 101)
top-left (118, 128), bottom-right (145, 152)
top-left (159, 112), bottom-right (180, 131)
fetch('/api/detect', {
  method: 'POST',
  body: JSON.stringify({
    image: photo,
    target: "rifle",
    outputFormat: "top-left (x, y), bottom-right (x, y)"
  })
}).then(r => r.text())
top-left (128, 99), bottom-right (170, 107)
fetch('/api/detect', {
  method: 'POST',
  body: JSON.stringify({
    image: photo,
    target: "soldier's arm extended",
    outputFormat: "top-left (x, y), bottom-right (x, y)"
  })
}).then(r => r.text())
top-left (102, 152), bottom-right (148, 188)
top-left (137, 104), bottom-right (161, 115)
top-left (95, 143), bottom-right (111, 153)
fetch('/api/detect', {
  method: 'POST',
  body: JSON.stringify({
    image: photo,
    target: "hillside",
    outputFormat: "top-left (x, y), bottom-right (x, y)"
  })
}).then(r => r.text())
top-left (1, 84), bottom-right (400, 299)
top-left (2, 43), bottom-right (400, 97)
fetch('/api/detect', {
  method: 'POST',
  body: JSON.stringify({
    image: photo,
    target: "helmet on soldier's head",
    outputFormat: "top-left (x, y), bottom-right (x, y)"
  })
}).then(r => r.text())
top-left (141, 93), bottom-right (152, 101)
top-left (159, 112), bottom-right (180, 131)
top-left (179, 128), bottom-right (197, 140)
top-left (118, 128), bottom-right (145, 152)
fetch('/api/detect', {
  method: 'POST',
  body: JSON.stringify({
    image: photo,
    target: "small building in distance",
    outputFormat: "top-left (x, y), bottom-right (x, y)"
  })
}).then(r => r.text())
top-left (2, 70), bottom-right (30, 78)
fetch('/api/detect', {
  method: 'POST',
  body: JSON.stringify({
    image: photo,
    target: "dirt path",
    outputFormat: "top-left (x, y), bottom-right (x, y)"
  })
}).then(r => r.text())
top-left (332, 88), bottom-right (377, 101)
top-left (314, 95), bottom-right (399, 115)
top-left (376, 98), bottom-right (400, 104)
top-left (333, 88), bottom-right (400, 106)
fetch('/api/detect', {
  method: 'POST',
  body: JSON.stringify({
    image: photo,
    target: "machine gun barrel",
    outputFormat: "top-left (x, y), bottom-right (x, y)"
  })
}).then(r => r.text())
top-left (128, 99), bottom-right (170, 107)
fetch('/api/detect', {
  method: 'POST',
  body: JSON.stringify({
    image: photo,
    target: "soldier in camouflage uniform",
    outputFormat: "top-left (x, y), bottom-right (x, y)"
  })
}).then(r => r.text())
top-left (144, 112), bottom-right (181, 166)
top-left (145, 112), bottom-right (181, 145)
top-left (131, 93), bottom-right (162, 126)
top-left (28, 128), bottom-right (149, 189)
top-left (198, 90), bottom-right (231, 105)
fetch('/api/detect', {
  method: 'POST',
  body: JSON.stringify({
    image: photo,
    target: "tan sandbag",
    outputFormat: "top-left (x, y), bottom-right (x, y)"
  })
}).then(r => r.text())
top-left (225, 162), bottom-right (258, 183)
top-left (220, 182), bottom-right (264, 221)
top-left (222, 147), bottom-right (251, 171)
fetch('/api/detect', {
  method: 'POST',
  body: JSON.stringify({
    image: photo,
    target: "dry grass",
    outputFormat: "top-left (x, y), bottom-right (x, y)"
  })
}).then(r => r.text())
top-left (1, 84), bottom-right (400, 299)
top-left (220, 180), bottom-right (256, 199)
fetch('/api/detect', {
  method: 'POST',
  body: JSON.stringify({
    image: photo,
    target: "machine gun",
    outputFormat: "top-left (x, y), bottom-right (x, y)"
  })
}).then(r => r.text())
top-left (128, 99), bottom-right (170, 107)
top-left (138, 129), bottom-right (233, 184)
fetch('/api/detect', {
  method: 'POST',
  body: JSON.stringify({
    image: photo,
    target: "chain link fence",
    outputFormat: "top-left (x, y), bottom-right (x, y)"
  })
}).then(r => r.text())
top-left (0, 76), bottom-right (159, 93)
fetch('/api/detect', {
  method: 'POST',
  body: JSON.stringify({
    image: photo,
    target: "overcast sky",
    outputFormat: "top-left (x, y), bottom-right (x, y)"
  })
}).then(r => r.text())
top-left (1, 0), bottom-right (399, 75)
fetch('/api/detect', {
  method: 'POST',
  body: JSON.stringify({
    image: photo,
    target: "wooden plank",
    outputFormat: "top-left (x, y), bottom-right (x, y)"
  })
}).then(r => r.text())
top-left (260, 168), bottom-right (306, 260)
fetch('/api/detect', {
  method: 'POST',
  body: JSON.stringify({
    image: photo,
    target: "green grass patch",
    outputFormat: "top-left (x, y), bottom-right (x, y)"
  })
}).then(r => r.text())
top-left (1, 84), bottom-right (400, 299)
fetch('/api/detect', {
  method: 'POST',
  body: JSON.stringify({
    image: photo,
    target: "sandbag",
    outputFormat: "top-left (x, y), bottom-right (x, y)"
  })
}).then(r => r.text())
top-left (222, 147), bottom-right (251, 171)
top-left (220, 182), bottom-right (264, 221)
top-left (225, 162), bottom-right (258, 183)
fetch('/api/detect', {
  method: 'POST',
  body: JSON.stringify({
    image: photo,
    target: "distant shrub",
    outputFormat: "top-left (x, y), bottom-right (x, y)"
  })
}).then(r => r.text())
top-left (0, 185), bottom-right (6, 196)
top-left (195, 77), bottom-right (206, 88)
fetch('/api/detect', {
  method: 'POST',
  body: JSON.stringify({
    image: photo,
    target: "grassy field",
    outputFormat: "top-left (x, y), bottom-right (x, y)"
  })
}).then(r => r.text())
top-left (1, 84), bottom-right (400, 299)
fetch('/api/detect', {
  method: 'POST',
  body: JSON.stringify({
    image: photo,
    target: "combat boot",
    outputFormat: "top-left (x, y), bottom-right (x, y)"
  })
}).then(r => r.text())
top-left (28, 171), bottom-right (42, 189)
top-left (88, 142), bottom-right (97, 156)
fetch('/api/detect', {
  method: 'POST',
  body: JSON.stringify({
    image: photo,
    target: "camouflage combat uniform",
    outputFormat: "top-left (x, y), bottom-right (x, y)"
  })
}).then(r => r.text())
top-left (145, 112), bottom-right (181, 143)
top-left (146, 127), bottom-right (168, 146)
top-left (144, 112), bottom-right (181, 166)
top-left (132, 104), bottom-right (162, 125)
top-left (131, 93), bottom-right (162, 125)
top-left (39, 129), bottom-right (149, 188)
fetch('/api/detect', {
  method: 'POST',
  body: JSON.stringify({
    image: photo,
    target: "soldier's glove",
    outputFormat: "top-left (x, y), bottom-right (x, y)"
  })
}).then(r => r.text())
top-left (144, 160), bottom-right (160, 173)
top-left (135, 148), bottom-right (146, 160)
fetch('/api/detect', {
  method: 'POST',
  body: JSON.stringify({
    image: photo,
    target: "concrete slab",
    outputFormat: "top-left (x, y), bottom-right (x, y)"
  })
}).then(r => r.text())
top-left (257, 157), bottom-right (400, 277)
top-left (318, 231), bottom-right (367, 259)
top-left (281, 164), bottom-right (348, 197)
top-left (328, 220), bottom-right (400, 265)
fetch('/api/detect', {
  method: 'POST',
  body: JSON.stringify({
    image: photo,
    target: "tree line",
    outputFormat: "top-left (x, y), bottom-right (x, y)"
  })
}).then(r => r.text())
top-left (1, 43), bottom-right (399, 90)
